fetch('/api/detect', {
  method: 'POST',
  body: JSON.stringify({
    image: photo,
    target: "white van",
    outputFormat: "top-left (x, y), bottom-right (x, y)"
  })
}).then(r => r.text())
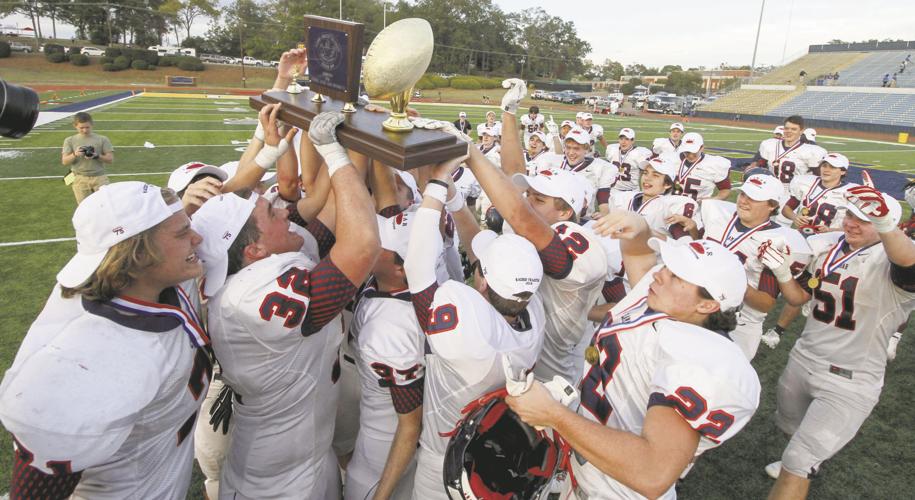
top-left (148, 45), bottom-right (180, 57)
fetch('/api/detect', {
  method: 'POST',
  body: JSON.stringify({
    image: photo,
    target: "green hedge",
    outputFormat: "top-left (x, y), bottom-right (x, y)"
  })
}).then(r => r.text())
top-left (47, 52), bottom-right (67, 63)
top-left (102, 63), bottom-right (117, 72)
top-left (100, 56), bottom-right (114, 65)
top-left (68, 46), bottom-right (82, 58)
top-left (104, 47), bottom-right (121, 58)
top-left (70, 54), bottom-right (90, 66)
top-left (131, 59), bottom-right (149, 70)
top-left (158, 56), bottom-right (177, 67)
top-left (0, 41), bottom-right (10, 58)
top-left (426, 74), bottom-right (450, 88)
top-left (415, 76), bottom-right (436, 90)
top-left (476, 77), bottom-right (502, 89)
top-left (44, 43), bottom-right (65, 55)
top-left (450, 77), bottom-right (482, 90)
top-left (177, 57), bottom-right (204, 71)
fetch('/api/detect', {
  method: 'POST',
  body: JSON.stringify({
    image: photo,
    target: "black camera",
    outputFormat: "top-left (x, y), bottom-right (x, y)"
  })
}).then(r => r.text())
top-left (0, 79), bottom-right (40, 139)
top-left (78, 145), bottom-right (97, 159)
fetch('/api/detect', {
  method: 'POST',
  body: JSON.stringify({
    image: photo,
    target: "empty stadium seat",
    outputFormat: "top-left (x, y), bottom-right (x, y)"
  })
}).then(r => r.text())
top-left (769, 91), bottom-right (915, 127)
top-left (833, 50), bottom-right (915, 88)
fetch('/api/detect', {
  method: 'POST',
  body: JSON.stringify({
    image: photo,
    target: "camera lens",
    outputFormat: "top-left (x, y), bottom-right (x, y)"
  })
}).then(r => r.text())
top-left (0, 79), bottom-right (40, 139)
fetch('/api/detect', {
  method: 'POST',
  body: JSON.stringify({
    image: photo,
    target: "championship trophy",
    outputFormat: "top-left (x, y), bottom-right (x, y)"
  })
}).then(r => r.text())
top-left (286, 43), bottom-right (306, 94)
top-left (249, 16), bottom-right (466, 170)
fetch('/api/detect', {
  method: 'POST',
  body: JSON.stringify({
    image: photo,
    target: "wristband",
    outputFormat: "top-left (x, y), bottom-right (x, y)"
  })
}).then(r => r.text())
top-left (445, 191), bottom-right (466, 213)
top-left (254, 123), bottom-right (265, 142)
top-left (427, 179), bottom-right (449, 189)
top-left (423, 183), bottom-right (448, 204)
top-left (772, 265), bottom-right (793, 283)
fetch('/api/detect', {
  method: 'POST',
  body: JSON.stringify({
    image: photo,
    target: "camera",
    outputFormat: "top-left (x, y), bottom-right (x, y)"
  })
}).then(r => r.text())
top-left (0, 79), bottom-right (40, 139)
top-left (78, 145), bottom-right (98, 159)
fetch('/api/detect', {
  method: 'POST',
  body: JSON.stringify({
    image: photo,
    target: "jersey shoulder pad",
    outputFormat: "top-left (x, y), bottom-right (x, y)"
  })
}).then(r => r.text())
top-left (758, 137), bottom-right (777, 155)
top-left (611, 190), bottom-right (638, 210)
top-left (633, 147), bottom-right (653, 162)
top-left (592, 124), bottom-right (604, 135)
top-left (789, 174), bottom-right (817, 197)
top-left (357, 298), bottom-right (424, 375)
top-left (699, 199), bottom-right (736, 230)
top-left (806, 231), bottom-right (844, 258)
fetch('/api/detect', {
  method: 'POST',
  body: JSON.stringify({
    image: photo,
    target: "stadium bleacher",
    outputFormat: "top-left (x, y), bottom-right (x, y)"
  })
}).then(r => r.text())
top-left (755, 52), bottom-right (870, 85)
top-left (832, 50), bottom-right (914, 88)
top-left (700, 89), bottom-right (801, 115)
top-left (770, 91), bottom-right (915, 127)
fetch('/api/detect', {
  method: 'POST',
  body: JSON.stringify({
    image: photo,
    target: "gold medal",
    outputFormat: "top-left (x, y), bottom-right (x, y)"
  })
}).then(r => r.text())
top-left (585, 345), bottom-right (600, 366)
top-left (807, 276), bottom-right (820, 289)
top-left (800, 207), bottom-right (810, 216)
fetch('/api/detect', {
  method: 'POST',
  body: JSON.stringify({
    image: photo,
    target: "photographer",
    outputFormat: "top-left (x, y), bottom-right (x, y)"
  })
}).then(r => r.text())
top-left (62, 112), bottom-right (115, 203)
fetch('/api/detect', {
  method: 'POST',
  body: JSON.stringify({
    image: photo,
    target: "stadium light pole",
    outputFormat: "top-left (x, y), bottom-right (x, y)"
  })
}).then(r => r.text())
top-left (749, 0), bottom-right (766, 79)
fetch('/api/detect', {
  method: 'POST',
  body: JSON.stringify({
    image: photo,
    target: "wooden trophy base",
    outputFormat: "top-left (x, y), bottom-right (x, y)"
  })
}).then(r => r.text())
top-left (250, 89), bottom-right (467, 170)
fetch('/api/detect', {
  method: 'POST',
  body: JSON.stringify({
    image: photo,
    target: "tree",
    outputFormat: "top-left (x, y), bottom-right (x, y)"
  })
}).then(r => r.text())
top-left (827, 39), bottom-right (848, 45)
top-left (161, 0), bottom-right (219, 41)
top-left (595, 59), bottom-right (624, 81)
top-left (663, 71), bottom-right (703, 95)
top-left (620, 77), bottom-right (643, 95)
top-left (660, 64), bottom-right (682, 75)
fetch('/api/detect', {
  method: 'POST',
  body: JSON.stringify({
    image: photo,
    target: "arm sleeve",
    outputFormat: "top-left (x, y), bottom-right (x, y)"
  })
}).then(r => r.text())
top-left (405, 207), bottom-right (444, 294)
top-left (306, 218), bottom-right (336, 259)
top-left (715, 178), bottom-right (732, 190)
top-left (102, 136), bottom-right (114, 153)
top-left (62, 137), bottom-right (74, 154)
top-left (602, 277), bottom-right (627, 303)
top-left (786, 197), bottom-right (801, 210)
top-left (379, 204), bottom-right (404, 218)
top-left (757, 269), bottom-right (780, 298)
top-left (300, 257), bottom-right (358, 337)
top-left (538, 232), bottom-right (574, 279)
top-left (390, 379), bottom-right (425, 414)
top-left (890, 262), bottom-right (915, 292)
top-left (11, 441), bottom-right (82, 500)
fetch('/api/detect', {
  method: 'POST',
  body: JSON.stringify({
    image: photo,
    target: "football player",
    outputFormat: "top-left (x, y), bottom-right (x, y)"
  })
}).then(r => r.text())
top-left (199, 111), bottom-right (380, 500)
top-left (651, 122), bottom-right (685, 157)
top-left (700, 174), bottom-right (812, 359)
top-left (607, 127), bottom-right (653, 195)
top-left (476, 110), bottom-right (501, 140)
top-left (761, 153), bottom-right (858, 350)
top-left (763, 186), bottom-right (915, 500)
top-left (520, 105), bottom-right (545, 147)
top-left (0, 183), bottom-right (209, 499)
top-left (345, 212), bottom-right (424, 500)
top-left (405, 156), bottom-right (546, 499)
top-left (580, 112), bottom-right (607, 155)
top-left (611, 155), bottom-right (703, 241)
top-left (754, 115), bottom-right (824, 211)
top-left (507, 212), bottom-right (760, 500)
top-left (524, 131), bottom-right (550, 172)
top-left (674, 132), bottom-right (733, 201)
top-left (528, 126), bottom-right (618, 215)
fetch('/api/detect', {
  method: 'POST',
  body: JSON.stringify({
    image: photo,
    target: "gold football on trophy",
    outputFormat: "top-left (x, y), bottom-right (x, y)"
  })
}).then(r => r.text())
top-left (363, 18), bottom-right (434, 131)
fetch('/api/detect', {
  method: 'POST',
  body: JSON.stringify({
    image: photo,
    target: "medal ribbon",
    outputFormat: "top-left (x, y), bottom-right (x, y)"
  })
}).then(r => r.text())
top-left (774, 139), bottom-right (803, 166)
top-left (717, 213), bottom-right (772, 251)
top-left (630, 193), bottom-right (659, 214)
top-left (596, 306), bottom-right (670, 343)
top-left (817, 236), bottom-right (876, 281)
top-left (802, 179), bottom-right (842, 210)
top-left (677, 154), bottom-right (704, 185)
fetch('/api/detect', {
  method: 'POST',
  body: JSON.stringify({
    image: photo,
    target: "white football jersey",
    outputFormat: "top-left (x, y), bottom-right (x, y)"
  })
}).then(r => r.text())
top-left (674, 153), bottom-right (732, 201)
top-left (794, 232), bottom-right (915, 384)
top-left (420, 280), bottom-right (546, 457)
top-left (520, 113), bottom-right (545, 140)
top-left (757, 138), bottom-right (824, 187)
top-left (566, 157), bottom-right (618, 211)
top-left (451, 166), bottom-right (481, 201)
top-left (701, 200), bottom-right (812, 325)
top-left (533, 221), bottom-right (607, 384)
top-left (476, 121), bottom-right (502, 137)
top-left (787, 175), bottom-right (857, 231)
top-left (0, 284), bottom-right (209, 500)
top-left (612, 191), bottom-right (702, 239)
top-left (351, 284), bottom-right (424, 443)
top-left (652, 137), bottom-right (682, 157)
top-left (584, 124), bottom-right (605, 146)
top-left (607, 144), bottom-right (653, 192)
top-left (528, 151), bottom-right (564, 174)
top-left (573, 267), bottom-right (761, 499)
top-left (208, 252), bottom-right (345, 498)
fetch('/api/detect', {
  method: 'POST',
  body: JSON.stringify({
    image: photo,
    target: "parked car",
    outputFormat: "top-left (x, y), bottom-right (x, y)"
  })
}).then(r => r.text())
top-left (242, 56), bottom-right (268, 66)
top-left (9, 41), bottom-right (33, 53)
top-left (81, 47), bottom-right (105, 56)
top-left (560, 92), bottom-right (586, 104)
top-left (532, 90), bottom-right (546, 99)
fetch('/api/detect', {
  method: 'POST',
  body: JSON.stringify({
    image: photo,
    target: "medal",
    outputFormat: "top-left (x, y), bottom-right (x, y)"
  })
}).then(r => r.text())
top-left (807, 276), bottom-right (820, 289)
top-left (800, 207), bottom-right (810, 216)
top-left (585, 345), bottom-right (600, 365)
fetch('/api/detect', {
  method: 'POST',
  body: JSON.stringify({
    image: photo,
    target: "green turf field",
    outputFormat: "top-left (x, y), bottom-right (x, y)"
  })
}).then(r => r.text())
top-left (0, 95), bottom-right (913, 498)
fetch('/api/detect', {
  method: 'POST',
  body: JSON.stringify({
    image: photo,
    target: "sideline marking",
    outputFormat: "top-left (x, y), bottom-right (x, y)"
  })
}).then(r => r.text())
top-left (0, 237), bottom-right (75, 248)
top-left (0, 171), bottom-right (170, 181)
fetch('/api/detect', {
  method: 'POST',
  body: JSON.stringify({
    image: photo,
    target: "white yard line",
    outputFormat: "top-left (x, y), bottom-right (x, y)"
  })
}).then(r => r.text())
top-left (0, 171), bottom-right (170, 181)
top-left (0, 144), bottom-right (241, 151)
top-left (0, 237), bottom-right (75, 247)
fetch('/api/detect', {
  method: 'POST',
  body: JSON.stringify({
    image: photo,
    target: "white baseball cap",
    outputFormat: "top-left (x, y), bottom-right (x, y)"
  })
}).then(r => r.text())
top-left (575, 112), bottom-right (585, 119)
top-left (560, 119), bottom-right (575, 129)
top-left (803, 128), bottom-right (817, 141)
top-left (645, 156), bottom-right (678, 180)
top-left (647, 238), bottom-right (748, 310)
top-left (740, 174), bottom-right (784, 203)
top-left (512, 168), bottom-right (586, 215)
top-left (670, 122), bottom-right (685, 131)
top-left (480, 126), bottom-right (496, 136)
top-left (581, 112), bottom-right (593, 120)
top-left (846, 190), bottom-right (902, 226)
top-left (459, 111), bottom-right (467, 118)
top-left (618, 128), bottom-right (635, 139)
top-left (190, 192), bottom-right (258, 296)
top-left (819, 152), bottom-right (849, 170)
top-left (904, 182), bottom-right (915, 210)
top-left (773, 126), bottom-right (785, 136)
top-left (167, 162), bottom-right (228, 193)
top-left (677, 132), bottom-right (704, 154)
top-left (57, 182), bottom-right (185, 288)
top-left (529, 131), bottom-right (548, 147)
top-left (395, 170), bottom-right (421, 205)
top-left (564, 127), bottom-right (591, 145)
top-left (376, 209), bottom-right (413, 260)
top-left (471, 230), bottom-right (543, 300)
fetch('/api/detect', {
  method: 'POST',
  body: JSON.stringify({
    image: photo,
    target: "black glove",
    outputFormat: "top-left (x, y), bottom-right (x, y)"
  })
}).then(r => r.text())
top-left (209, 384), bottom-right (234, 435)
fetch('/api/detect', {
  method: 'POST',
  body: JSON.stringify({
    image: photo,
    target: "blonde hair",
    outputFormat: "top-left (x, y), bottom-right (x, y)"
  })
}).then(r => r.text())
top-left (61, 188), bottom-right (180, 302)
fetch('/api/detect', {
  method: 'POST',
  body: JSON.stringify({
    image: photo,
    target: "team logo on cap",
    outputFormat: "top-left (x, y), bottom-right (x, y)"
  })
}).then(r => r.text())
top-left (748, 177), bottom-right (765, 186)
top-left (112, 226), bottom-right (125, 235)
top-left (538, 169), bottom-right (554, 177)
top-left (222, 231), bottom-right (233, 240)
top-left (689, 241), bottom-right (707, 255)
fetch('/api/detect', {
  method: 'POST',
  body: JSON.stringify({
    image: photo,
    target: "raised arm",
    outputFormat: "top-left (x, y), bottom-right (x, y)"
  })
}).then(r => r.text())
top-left (591, 211), bottom-right (656, 286)
top-left (498, 78), bottom-right (528, 177)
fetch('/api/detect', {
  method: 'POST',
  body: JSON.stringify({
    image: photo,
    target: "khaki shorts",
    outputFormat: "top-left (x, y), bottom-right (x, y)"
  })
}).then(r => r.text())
top-left (72, 174), bottom-right (110, 203)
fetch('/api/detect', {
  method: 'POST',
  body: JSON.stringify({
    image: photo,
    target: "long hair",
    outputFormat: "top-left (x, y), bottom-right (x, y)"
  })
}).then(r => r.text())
top-left (60, 188), bottom-right (180, 302)
top-left (699, 287), bottom-right (739, 333)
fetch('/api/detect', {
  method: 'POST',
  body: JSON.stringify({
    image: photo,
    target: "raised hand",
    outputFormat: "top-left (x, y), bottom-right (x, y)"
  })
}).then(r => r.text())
top-left (501, 78), bottom-right (527, 115)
